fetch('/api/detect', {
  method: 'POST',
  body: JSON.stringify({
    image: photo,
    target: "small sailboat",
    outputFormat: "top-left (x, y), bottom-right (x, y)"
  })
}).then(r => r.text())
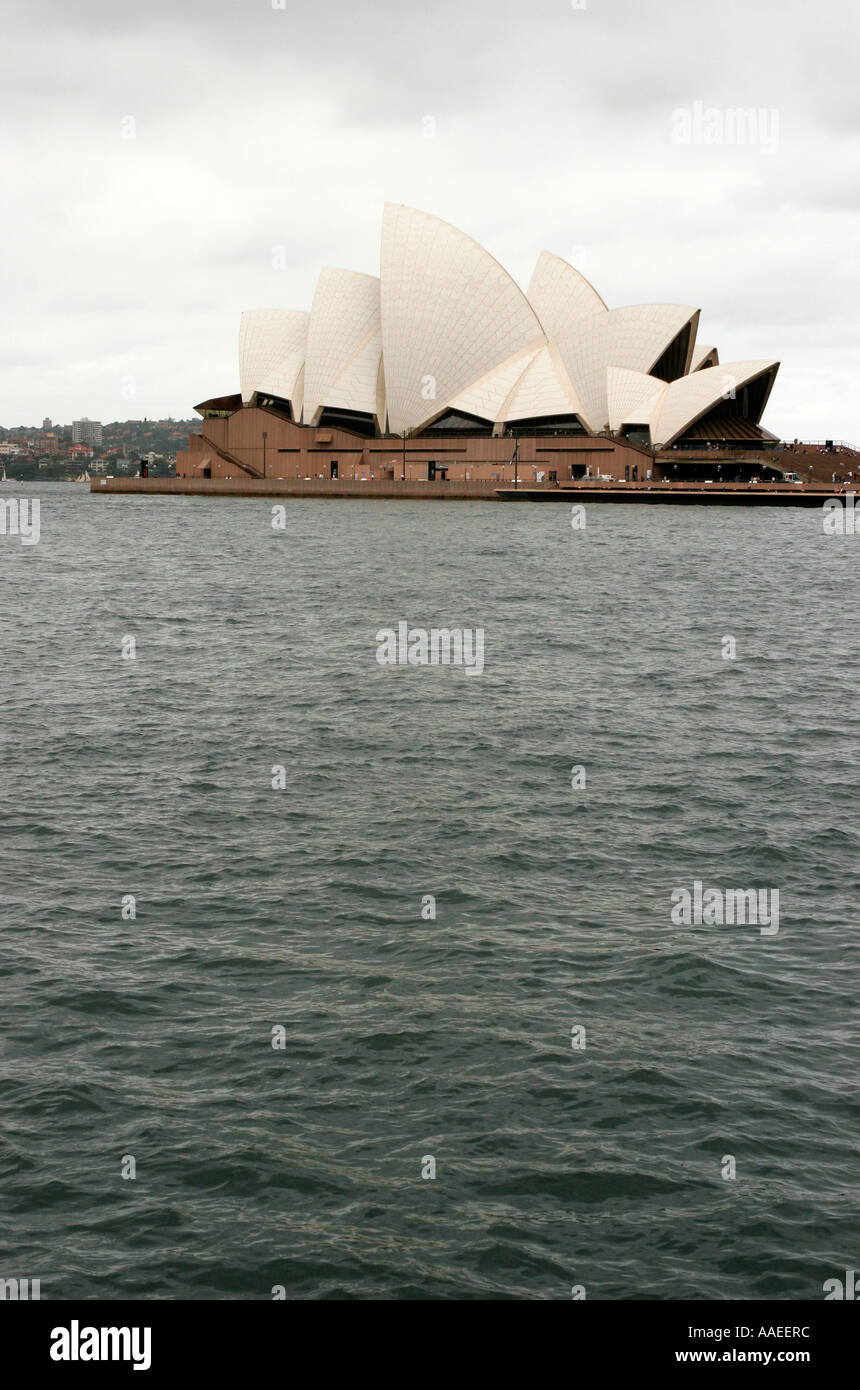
top-left (74, 468), bottom-right (91, 482)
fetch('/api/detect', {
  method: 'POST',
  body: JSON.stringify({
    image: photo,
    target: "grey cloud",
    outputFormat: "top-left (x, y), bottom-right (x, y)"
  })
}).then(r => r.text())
top-left (1, 0), bottom-right (858, 438)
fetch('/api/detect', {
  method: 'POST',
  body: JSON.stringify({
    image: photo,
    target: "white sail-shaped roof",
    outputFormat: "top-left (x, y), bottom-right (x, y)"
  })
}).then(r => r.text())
top-left (447, 342), bottom-right (584, 426)
top-left (232, 209), bottom-right (778, 445)
top-left (690, 343), bottom-right (719, 371)
top-left (309, 327), bottom-right (382, 419)
top-left (553, 304), bottom-right (699, 432)
top-left (238, 309), bottom-right (309, 407)
top-left (499, 343), bottom-right (583, 422)
top-left (651, 360), bottom-right (779, 446)
top-left (302, 268), bottom-right (382, 424)
top-left (606, 367), bottom-right (667, 434)
top-left (527, 251), bottom-right (607, 338)
top-left (380, 203), bottom-right (545, 435)
top-left (447, 346), bottom-right (543, 423)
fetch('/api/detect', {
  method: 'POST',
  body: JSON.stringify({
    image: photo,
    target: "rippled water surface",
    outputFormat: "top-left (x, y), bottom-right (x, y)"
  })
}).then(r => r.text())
top-left (1, 484), bottom-right (858, 1299)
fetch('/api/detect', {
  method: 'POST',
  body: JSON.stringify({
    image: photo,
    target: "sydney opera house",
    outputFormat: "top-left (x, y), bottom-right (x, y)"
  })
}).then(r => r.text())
top-left (177, 204), bottom-right (780, 486)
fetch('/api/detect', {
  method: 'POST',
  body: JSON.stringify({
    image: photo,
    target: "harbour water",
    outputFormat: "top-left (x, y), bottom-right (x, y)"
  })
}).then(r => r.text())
top-left (1, 484), bottom-right (858, 1299)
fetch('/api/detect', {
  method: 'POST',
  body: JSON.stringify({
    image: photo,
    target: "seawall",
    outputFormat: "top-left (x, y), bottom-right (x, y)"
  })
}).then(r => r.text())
top-left (91, 476), bottom-right (507, 501)
top-left (90, 476), bottom-right (843, 507)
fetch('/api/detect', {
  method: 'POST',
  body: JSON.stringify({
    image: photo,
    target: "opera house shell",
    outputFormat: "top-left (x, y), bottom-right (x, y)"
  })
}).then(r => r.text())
top-left (180, 204), bottom-right (779, 484)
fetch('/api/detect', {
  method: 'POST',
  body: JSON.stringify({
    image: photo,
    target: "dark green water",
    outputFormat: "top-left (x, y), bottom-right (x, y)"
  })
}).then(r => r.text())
top-left (1, 484), bottom-right (858, 1299)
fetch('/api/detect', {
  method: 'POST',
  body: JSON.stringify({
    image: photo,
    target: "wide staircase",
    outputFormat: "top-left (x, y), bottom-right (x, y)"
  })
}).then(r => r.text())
top-left (195, 433), bottom-right (263, 478)
top-left (768, 441), bottom-right (860, 484)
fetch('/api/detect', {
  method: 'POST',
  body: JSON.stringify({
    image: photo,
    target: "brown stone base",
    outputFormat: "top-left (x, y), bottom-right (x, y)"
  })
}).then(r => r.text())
top-left (175, 405), bottom-right (655, 486)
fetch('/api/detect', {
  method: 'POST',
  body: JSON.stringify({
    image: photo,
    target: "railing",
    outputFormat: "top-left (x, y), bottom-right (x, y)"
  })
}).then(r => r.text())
top-left (775, 440), bottom-right (856, 451)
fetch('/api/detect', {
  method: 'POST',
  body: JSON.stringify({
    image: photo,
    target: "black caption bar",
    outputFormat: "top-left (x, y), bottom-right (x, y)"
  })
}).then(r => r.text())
top-left (0, 1299), bottom-right (853, 1378)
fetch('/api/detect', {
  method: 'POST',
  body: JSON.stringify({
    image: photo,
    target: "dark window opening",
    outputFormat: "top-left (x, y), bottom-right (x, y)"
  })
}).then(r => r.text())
top-left (255, 393), bottom-right (293, 420)
top-left (662, 456), bottom-right (782, 482)
top-left (423, 410), bottom-right (493, 436)
top-left (505, 414), bottom-right (587, 436)
top-left (620, 423), bottom-right (652, 447)
top-left (317, 408), bottom-right (376, 437)
top-left (650, 320), bottom-right (694, 383)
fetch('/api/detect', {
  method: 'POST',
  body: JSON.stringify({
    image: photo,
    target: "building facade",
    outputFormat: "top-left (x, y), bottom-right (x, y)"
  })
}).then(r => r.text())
top-left (72, 418), bottom-right (103, 447)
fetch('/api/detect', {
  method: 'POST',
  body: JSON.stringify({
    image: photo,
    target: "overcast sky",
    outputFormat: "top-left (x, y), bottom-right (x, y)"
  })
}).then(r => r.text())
top-left (2, 0), bottom-right (858, 440)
